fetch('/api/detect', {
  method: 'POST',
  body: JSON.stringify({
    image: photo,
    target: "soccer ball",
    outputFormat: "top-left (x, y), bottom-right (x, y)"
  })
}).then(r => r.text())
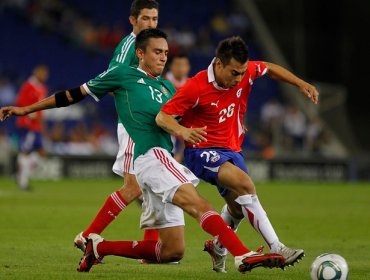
top-left (310, 253), bottom-right (348, 280)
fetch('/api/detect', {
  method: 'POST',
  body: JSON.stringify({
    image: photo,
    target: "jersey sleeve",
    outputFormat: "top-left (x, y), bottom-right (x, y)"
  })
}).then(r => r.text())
top-left (249, 61), bottom-right (268, 80)
top-left (82, 65), bottom-right (123, 101)
top-left (161, 77), bottom-right (200, 117)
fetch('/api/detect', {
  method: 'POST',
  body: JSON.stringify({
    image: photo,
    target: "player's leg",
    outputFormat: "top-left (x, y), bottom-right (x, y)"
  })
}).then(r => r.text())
top-left (172, 182), bottom-right (284, 273)
top-left (74, 126), bottom-right (157, 251)
top-left (16, 130), bottom-right (44, 191)
top-left (217, 161), bottom-right (304, 268)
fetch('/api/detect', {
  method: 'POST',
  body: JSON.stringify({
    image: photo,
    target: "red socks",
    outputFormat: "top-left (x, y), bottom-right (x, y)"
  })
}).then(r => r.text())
top-left (200, 211), bottom-right (249, 256)
top-left (83, 191), bottom-right (127, 237)
top-left (82, 191), bottom-right (159, 242)
top-left (98, 240), bottom-right (161, 262)
top-left (143, 228), bottom-right (159, 241)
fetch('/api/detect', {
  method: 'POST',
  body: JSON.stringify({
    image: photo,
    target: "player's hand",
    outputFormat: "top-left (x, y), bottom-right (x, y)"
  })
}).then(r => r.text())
top-left (0, 106), bottom-right (28, 121)
top-left (180, 126), bottom-right (207, 143)
top-left (299, 82), bottom-right (319, 104)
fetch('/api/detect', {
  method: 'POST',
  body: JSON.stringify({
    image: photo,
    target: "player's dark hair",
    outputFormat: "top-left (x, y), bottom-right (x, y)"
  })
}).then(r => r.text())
top-left (216, 36), bottom-right (249, 65)
top-left (130, 0), bottom-right (159, 18)
top-left (135, 28), bottom-right (167, 51)
top-left (167, 52), bottom-right (189, 65)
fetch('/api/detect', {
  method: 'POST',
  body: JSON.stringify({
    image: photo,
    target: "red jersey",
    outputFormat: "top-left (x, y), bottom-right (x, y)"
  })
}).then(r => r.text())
top-left (161, 59), bottom-right (267, 151)
top-left (15, 77), bottom-right (48, 132)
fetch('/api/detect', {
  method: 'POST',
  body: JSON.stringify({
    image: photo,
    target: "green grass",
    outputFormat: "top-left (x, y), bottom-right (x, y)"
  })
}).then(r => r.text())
top-left (0, 177), bottom-right (369, 279)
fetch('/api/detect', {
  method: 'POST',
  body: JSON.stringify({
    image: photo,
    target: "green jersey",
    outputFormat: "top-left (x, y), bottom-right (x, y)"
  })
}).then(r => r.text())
top-left (108, 32), bottom-right (138, 124)
top-left (83, 65), bottom-right (176, 160)
top-left (109, 32), bottom-right (138, 68)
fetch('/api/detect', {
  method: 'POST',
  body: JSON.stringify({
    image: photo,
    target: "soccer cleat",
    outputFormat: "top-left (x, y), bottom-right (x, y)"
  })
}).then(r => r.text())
top-left (203, 240), bottom-right (265, 273)
top-left (77, 233), bottom-right (104, 272)
top-left (203, 240), bottom-right (227, 273)
top-left (235, 251), bottom-right (285, 273)
top-left (272, 244), bottom-right (305, 269)
top-left (74, 232), bottom-right (87, 253)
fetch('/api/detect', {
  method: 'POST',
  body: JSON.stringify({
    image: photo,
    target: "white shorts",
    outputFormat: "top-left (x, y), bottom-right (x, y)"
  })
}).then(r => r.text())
top-left (134, 147), bottom-right (199, 229)
top-left (112, 123), bottom-right (135, 177)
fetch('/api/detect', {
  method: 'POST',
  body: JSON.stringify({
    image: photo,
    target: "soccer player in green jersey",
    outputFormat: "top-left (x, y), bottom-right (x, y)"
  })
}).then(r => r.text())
top-left (0, 28), bottom-right (285, 274)
top-left (73, 0), bottom-right (160, 252)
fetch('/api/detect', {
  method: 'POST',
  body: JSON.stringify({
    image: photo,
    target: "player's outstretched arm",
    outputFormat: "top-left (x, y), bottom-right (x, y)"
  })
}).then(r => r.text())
top-left (156, 111), bottom-right (207, 144)
top-left (0, 86), bottom-right (87, 122)
top-left (264, 62), bottom-right (319, 104)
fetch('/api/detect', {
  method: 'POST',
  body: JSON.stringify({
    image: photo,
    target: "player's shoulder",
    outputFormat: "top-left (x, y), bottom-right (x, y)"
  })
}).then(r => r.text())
top-left (115, 33), bottom-right (135, 50)
top-left (111, 33), bottom-right (136, 65)
top-left (186, 70), bottom-right (209, 90)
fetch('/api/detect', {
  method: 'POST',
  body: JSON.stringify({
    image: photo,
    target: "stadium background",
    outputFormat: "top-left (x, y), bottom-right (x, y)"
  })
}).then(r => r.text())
top-left (0, 1), bottom-right (370, 279)
top-left (0, 0), bottom-right (369, 180)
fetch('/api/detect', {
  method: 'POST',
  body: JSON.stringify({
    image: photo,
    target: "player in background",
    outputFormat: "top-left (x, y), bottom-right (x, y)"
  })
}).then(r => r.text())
top-left (73, 0), bottom-right (160, 252)
top-left (0, 28), bottom-right (285, 274)
top-left (157, 36), bottom-right (319, 272)
top-left (164, 53), bottom-right (191, 163)
top-left (14, 64), bottom-right (49, 191)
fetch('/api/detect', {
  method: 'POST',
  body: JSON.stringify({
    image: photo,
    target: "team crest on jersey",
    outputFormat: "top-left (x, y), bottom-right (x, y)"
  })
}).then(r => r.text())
top-left (236, 88), bottom-right (243, 98)
top-left (210, 152), bottom-right (221, 162)
top-left (161, 85), bottom-right (169, 97)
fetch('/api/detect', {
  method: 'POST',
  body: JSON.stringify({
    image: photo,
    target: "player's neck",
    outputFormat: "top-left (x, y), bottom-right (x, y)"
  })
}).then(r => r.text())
top-left (138, 66), bottom-right (159, 80)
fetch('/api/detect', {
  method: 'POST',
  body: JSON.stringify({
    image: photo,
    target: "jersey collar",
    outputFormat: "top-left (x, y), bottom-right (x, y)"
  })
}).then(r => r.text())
top-left (137, 67), bottom-right (159, 80)
top-left (207, 58), bottom-right (228, 90)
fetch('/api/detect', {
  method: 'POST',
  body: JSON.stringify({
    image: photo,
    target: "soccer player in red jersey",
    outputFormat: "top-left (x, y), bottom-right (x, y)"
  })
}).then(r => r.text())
top-left (0, 28), bottom-right (285, 274)
top-left (14, 64), bottom-right (49, 191)
top-left (157, 36), bottom-right (319, 272)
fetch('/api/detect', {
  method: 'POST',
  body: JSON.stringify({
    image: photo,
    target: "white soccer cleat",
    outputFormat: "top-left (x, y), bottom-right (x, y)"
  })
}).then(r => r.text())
top-left (74, 232), bottom-right (87, 253)
top-left (271, 244), bottom-right (305, 269)
top-left (77, 233), bottom-right (104, 272)
top-left (203, 240), bottom-right (227, 273)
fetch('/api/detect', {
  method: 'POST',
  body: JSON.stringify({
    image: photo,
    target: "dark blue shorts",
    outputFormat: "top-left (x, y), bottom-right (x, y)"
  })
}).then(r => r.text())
top-left (17, 128), bottom-right (44, 153)
top-left (184, 148), bottom-right (248, 197)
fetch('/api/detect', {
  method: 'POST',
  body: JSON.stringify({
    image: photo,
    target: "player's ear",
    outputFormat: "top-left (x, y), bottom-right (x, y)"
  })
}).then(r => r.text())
top-left (129, 16), bottom-right (136, 26)
top-left (215, 58), bottom-right (224, 69)
top-left (136, 48), bottom-right (144, 61)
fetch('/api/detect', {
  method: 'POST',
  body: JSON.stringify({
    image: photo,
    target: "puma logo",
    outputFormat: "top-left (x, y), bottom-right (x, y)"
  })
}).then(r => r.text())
top-left (211, 100), bottom-right (219, 108)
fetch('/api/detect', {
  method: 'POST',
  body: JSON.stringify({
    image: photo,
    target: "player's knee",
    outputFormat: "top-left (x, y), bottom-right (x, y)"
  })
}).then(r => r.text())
top-left (236, 179), bottom-right (256, 194)
top-left (118, 182), bottom-right (142, 203)
top-left (161, 248), bottom-right (184, 263)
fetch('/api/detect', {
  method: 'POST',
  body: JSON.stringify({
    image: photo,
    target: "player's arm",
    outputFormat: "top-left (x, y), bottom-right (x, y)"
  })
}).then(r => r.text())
top-left (0, 86), bottom-right (87, 121)
top-left (156, 111), bottom-right (207, 144)
top-left (264, 62), bottom-right (319, 104)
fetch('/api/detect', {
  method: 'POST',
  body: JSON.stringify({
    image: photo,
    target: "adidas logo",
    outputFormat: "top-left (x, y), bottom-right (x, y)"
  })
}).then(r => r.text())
top-left (137, 78), bottom-right (146, 84)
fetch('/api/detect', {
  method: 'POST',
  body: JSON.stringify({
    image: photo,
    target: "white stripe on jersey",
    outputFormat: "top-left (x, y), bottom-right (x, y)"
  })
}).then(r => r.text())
top-left (117, 35), bottom-right (135, 63)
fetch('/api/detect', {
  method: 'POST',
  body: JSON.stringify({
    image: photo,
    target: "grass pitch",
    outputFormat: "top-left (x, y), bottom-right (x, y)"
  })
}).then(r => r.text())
top-left (0, 177), bottom-right (369, 279)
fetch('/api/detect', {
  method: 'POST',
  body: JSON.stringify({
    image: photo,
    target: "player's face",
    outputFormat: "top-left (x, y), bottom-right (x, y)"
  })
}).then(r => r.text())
top-left (138, 38), bottom-right (168, 77)
top-left (169, 57), bottom-right (191, 80)
top-left (215, 58), bottom-right (248, 88)
top-left (130, 8), bottom-right (159, 35)
top-left (34, 66), bottom-right (49, 83)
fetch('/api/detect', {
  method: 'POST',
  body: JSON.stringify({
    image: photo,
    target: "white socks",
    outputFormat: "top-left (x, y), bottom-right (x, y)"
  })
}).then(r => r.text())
top-left (238, 194), bottom-right (281, 250)
top-left (16, 152), bottom-right (40, 190)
